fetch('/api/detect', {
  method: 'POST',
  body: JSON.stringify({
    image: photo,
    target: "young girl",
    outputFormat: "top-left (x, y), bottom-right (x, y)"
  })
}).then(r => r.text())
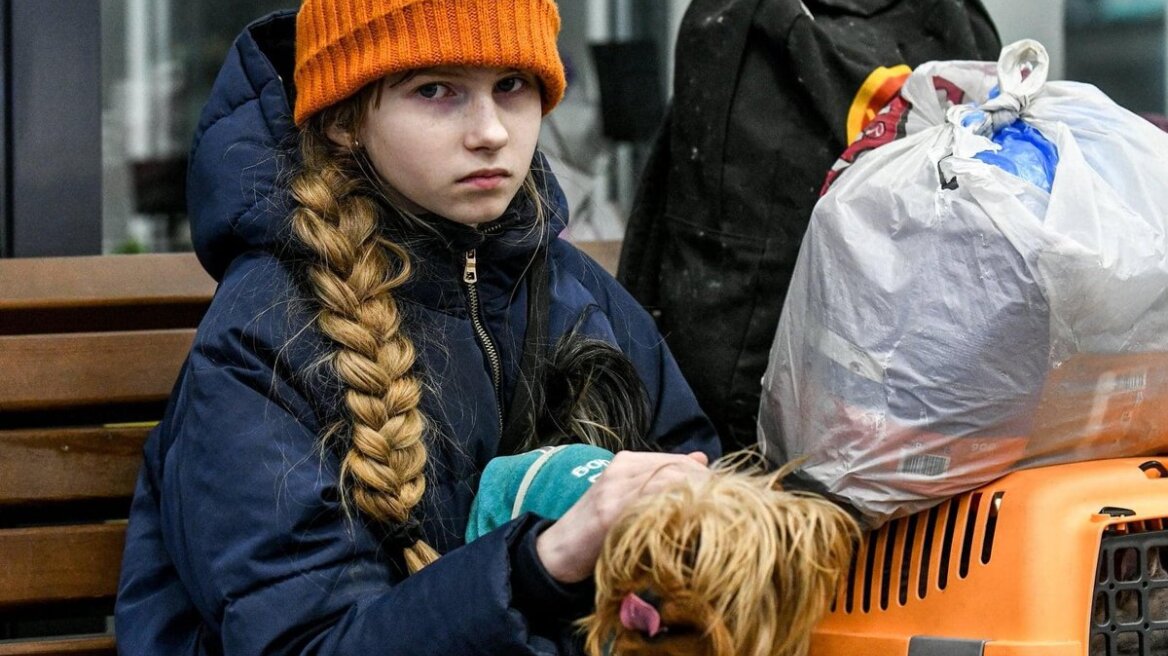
top-left (114, 1), bottom-right (719, 654)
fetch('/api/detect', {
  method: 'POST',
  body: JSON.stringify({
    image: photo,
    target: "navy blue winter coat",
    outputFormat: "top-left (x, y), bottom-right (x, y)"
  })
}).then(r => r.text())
top-left (114, 11), bottom-right (719, 656)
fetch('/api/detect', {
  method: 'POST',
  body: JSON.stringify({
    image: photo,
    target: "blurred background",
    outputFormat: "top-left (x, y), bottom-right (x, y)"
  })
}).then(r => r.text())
top-left (0, 0), bottom-right (1162, 258)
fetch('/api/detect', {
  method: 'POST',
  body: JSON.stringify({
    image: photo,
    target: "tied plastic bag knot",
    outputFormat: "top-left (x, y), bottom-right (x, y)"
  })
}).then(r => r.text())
top-left (950, 97), bottom-right (1024, 137)
top-left (949, 39), bottom-right (1050, 136)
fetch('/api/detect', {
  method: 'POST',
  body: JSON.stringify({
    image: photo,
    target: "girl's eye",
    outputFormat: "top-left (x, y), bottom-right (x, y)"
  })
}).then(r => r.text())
top-left (417, 83), bottom-right (452, 100)
top-left (496, 76), bottom-right (529, 94)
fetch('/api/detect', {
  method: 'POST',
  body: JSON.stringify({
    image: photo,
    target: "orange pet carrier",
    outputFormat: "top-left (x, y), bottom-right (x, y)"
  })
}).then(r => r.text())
top-left (810, 457), bottom-right (1168, 656)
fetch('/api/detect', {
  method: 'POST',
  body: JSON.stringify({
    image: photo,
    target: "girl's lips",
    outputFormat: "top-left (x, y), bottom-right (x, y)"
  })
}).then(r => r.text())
top-left (459, 170), bottom-right (509, 190)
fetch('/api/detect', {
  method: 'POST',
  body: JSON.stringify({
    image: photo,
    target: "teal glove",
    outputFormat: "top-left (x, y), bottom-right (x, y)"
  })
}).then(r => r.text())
top-left (466, 444), bottom-right (615, 542)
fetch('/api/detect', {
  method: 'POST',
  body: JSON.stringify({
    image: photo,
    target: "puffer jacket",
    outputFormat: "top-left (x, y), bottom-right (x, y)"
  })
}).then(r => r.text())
top-left (114, 10), bottom-right (719, 656)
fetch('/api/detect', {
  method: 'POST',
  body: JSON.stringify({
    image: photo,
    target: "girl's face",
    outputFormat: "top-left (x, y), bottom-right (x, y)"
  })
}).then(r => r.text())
top-left (354, 66), bottom-right (543, 227)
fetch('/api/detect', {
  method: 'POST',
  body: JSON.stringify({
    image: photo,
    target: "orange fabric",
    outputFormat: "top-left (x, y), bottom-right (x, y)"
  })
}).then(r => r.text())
top-left (294, 0), bottom-right (566, 125)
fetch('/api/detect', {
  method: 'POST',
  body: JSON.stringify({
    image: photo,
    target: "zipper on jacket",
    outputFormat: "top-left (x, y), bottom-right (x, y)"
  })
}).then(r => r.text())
top-left (463, 248), bottom-right (505, 435)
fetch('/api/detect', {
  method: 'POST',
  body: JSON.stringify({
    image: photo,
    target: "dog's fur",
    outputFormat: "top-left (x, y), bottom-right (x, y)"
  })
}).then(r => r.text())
top-left (582, 461), bottom-right (859, 656)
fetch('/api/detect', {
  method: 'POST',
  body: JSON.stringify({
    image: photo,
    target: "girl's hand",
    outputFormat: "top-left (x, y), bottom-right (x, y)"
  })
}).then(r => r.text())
top-left (534, 450), bottom-right (711, 583)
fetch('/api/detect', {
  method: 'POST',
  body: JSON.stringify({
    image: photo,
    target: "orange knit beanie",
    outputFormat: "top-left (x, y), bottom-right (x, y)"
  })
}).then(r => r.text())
top-left (294, 0), bottom-right (566, 126)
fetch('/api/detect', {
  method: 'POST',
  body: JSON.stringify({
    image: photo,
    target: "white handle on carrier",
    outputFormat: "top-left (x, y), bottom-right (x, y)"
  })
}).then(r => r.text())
top-left (948, 39), bottom-right (1050, 136)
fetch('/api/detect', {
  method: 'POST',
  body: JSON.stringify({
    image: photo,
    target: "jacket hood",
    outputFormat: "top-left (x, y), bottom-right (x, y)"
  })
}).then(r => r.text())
top-left (187, 10), bottom-right (568, 282)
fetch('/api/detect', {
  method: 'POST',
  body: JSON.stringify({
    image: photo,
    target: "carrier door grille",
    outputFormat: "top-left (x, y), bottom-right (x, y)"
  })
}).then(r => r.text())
top-left (1090, 525), bottom-right (1168, 655)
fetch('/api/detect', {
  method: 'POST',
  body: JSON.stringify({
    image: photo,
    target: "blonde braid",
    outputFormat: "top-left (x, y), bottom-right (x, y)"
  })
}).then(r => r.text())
top-left (290, 111), bottom-right (439, 573)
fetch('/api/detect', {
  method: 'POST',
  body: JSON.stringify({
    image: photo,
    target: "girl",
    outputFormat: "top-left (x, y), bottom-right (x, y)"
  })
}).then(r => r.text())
top-left (115, 1), bottom-right (719, 655)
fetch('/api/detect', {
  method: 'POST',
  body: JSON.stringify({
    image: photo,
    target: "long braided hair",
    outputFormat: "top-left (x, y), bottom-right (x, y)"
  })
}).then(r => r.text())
top-left (289, 84), bottom-right (441, 573)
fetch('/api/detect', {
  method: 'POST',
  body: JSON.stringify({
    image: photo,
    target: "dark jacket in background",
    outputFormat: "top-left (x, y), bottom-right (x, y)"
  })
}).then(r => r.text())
top-left (115, 11), bottom-right (718, 656)
top-left (618, 0), bottom-right (1001, 449)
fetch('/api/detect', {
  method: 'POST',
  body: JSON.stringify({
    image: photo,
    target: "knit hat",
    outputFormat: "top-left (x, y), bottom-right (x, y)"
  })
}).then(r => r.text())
top-left (294, 0), bottom-right (566, 125)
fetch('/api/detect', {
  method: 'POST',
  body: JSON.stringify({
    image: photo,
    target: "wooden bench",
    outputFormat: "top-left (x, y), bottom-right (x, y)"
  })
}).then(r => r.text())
top-left (0, 240), bottom-right (620, 655)
top-left (0, 253), bottom-right (215, 656)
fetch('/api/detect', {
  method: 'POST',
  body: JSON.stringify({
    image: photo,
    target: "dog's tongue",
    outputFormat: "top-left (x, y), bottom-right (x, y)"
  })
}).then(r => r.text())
top-left (619, 592), bottom-right (663, 637)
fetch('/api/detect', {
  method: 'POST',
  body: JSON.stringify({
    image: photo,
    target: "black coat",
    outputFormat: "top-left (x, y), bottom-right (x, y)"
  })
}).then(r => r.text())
top-left (619, 0), bottom-right (1001, 449)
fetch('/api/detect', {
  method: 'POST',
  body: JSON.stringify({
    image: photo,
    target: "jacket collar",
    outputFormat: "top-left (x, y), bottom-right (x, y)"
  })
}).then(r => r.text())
top-left (387, 158), bottom-right (566, 313)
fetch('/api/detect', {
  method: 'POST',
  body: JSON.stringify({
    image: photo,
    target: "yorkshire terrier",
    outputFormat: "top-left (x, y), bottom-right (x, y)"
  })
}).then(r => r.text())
top-left (582, 461), bottom-right (859, 656)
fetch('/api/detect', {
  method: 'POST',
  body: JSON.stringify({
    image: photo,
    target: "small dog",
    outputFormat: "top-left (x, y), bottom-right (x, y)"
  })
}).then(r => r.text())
top-left (583, 461), bottom-right (859, 656)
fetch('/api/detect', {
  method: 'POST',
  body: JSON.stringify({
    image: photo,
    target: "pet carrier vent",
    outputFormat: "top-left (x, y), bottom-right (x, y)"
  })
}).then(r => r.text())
top-left (837, 489), bottom-right (1006, 614)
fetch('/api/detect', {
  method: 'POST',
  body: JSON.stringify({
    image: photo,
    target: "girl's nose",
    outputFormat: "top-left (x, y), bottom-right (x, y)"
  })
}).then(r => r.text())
top-left (464, 97), bottom-right (509, 152)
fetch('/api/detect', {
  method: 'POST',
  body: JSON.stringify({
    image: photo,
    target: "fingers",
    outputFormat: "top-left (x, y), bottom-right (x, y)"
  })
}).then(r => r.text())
top-left (599, 451), bottom-right (703, 485)
top-left (607, 449), bottom-right (710, 471)
top-left (640, 457), bottom-right (712, 496)
top-left (599, 450), bottom-right (711, 497)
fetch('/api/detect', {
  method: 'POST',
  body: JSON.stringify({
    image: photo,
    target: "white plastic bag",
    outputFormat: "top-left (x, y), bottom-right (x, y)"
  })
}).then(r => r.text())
top-left (759, 40), bottom-right (1168, 527)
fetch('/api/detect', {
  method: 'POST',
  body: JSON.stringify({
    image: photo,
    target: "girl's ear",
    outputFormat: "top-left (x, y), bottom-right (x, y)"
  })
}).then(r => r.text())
top-left (325, 122), bottom-right (357, 150)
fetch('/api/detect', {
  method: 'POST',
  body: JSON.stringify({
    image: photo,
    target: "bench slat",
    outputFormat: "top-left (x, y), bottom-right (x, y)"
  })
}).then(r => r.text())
top-left (0, 253), bottom-right (214, 311)
top-left (0, 427), bottom-right (150, 506)
top-left (0, 330), bottom-right (194, 412)
top-left (0, 255), bottom-right (210, 653)
top-left (0, 635), bottom-right (115, 656)
top-left (0, 525), bottom-right (125, 609)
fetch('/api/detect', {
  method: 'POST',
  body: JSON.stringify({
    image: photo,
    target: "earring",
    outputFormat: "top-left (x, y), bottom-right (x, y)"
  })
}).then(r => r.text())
top-left (351, 138), bottom-right (362, 151)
